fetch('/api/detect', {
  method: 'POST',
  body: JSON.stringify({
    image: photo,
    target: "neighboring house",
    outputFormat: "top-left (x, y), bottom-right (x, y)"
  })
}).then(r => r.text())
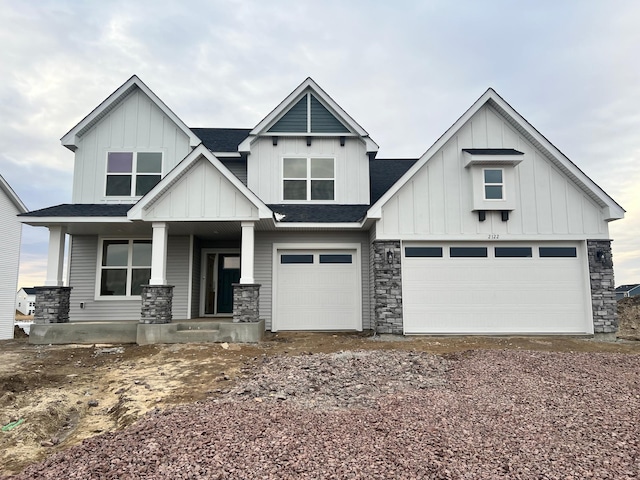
top-left (615, 284), bottom-right (640, 301)
top-left (16, 287), bottom-right (36, 315)
top-left (0, 175), bottom-right (27, 340)
top-left (20, 76), bottom-right (624, 343)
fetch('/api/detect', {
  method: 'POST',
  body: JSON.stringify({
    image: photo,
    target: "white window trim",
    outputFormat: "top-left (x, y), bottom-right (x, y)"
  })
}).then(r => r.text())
top-left (482, 167), bottom-right (505, 201)
top-left (104, 150), bottom-right (164, 199)
top-left (95, 237), bottom-right (152, 300)
top-left (281, 156), bottom-right (336, 203)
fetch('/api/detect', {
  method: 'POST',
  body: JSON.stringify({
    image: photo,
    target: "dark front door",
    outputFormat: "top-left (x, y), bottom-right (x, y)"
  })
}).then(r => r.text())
top-left (216, 254), bottom-right (240, 314)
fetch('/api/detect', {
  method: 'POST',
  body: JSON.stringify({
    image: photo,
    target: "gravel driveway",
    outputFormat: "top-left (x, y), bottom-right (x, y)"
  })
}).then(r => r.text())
top-left (5, 349), bottom-right (640, 479)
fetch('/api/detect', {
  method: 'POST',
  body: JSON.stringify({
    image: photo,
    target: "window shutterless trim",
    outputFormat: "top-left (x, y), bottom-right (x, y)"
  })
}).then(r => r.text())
top-left (105, 151), bottom-right (163, 198)
top-left (482, 167), bottom-right (504, 201)
top-left (281, 157), bottom-right (335, 202)
top-left (95, 238), bottom-right (152, 299)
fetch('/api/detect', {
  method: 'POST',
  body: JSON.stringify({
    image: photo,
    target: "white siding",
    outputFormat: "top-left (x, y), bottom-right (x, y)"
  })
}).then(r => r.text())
top-left (380, 104), bottom-right (608, 240)
top-left (142, 158), bottom-right (259, 221)
top-left (68, 235), bottom-right (190, 321)
top-left (72, 88), bottom-right (192, 203)
top-left (0, 191), bottom-right (22, 339)
top-left (255, 231), bottom-right (371, 330)
top-left (247, 137), bottom-right (370, 204)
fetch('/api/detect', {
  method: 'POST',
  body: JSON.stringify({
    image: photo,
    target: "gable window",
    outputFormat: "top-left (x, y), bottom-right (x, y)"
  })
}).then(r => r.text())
top-left (483, 169), bottom-right (504, 200)
top-left (98, 239), bottom-right (151, 297)
top-left (283, 157), bottom-right (334, 201)
top-left (106, 152), bottom-right (162, 197)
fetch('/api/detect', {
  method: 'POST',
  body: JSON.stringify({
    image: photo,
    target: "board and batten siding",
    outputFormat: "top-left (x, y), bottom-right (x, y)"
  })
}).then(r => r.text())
top-left (380, 104), bottom-right (608, 240)
top-left (254, 231), bottom-right (371, 330)
top-left (72, 88), bottom-right (192, 204)
top-left (141, 158), bottom-right (258, 221)
top-left (247, 137), bottom-right (370, 205)
top-left (0, 191), bottom-right (22, 339)
top-left (68, 235), bottom-right (191, 321)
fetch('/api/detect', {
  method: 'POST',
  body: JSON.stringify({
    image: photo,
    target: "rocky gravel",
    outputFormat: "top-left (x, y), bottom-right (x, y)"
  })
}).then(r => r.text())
top-left (4, 349), bottom-right (640, 479)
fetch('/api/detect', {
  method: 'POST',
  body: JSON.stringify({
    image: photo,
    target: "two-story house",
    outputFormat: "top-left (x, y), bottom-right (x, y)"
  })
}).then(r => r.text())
top-left (22, 76), bottom-right (624, 344)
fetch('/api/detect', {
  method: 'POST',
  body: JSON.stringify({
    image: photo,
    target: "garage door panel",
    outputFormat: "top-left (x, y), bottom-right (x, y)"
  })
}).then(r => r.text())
top-left (403, 242), bottom-right (590, 334)
top-left (275, 249), bottom-right (360, 331)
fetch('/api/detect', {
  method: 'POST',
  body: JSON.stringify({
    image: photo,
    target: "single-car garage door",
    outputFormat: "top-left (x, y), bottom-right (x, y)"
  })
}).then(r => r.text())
top-left (273, 249), bottom-right (361, 331)
top-left (403, 242), bottom-right (591, 334)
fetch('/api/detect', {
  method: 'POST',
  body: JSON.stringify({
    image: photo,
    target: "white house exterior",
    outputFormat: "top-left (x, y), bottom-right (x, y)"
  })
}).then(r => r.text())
top-left (0, 175), bottom-right (27, 339)
top-left (16, 287), bottom-right (36, 316)
top-left (21, 76), bottom-right (624, 343)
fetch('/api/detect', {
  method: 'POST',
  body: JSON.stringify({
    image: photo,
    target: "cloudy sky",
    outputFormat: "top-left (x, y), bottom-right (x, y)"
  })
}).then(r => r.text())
top-left (1, 0), bottom-right (639, 287)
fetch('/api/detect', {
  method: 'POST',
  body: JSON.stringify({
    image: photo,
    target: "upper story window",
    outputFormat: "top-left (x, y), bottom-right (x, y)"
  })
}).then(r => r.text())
top-left (106, 152), bottom-right (162, 197)
top-left (98, 239), bottom-right (151, 297)
top-left (483, 168), bottom-right (504, 200)
top-left (283, 157), bottom-right (334, 201)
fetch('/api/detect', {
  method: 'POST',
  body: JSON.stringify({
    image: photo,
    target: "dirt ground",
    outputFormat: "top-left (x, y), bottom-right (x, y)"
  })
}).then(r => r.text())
top-left (1, 331), bottom-right (639, 476)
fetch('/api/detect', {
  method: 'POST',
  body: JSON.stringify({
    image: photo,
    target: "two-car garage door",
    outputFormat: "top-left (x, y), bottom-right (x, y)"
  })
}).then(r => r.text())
top-left (403, 242), bottom-right (592, 334)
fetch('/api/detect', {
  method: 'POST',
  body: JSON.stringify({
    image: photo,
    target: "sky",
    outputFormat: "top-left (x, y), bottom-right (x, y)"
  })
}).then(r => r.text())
top-left (0, 0), bottom-right (639, 288)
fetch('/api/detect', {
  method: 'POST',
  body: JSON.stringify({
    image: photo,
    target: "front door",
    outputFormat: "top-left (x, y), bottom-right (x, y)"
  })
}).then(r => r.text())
top-left (203, 252), bottom-right (241, 316)
top-left (216, 254), bottom-right (240, 314)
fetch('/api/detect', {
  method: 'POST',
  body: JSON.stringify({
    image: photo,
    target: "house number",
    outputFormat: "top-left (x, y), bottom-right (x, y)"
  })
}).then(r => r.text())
top-left (488, 234), bottom-right (500, 240)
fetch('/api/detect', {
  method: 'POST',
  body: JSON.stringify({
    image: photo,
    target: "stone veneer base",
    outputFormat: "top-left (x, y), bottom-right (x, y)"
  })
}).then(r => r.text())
top-left (587, 240), bottom-right (618, 334)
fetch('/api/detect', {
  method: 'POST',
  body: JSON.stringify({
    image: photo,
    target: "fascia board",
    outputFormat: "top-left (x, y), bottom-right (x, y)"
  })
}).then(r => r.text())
top-left (274, 222), bottom-right (364, 229)
top-left (20, 217), bottom-right (130, 226)
top-left (0, 175), bottom-right (27, 213)
top-left (127, 145), bottom-right (272, 220)
top-left (367, 88), bottom-right (496, 218)
top-left (61, 75), bottom-right (201, 150)
top-left (486, 92), bottom-right (625, 220)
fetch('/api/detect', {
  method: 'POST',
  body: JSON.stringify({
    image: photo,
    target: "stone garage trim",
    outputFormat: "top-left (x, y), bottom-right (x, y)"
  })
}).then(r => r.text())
top-left (372, 240), bottom-right (403, 334)
top-left (587, 240), bottom-right (618, 334)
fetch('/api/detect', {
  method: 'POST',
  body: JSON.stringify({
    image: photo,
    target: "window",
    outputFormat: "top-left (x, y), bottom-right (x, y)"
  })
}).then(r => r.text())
top-left (405, 247), bottom-right (443, 258)
top-left (106, 152), bottom-right (162, 197)
top-left (281, 254), bottom-right (314, 264)
top-left (483, 169), bottom-right (504, 200)
top-left (495, 247), bottom-right (532, 258)
top-left (319, 254), bottom-right (352, 264)
top-left (450, 247), bottom-right (487, 257)
top-left (99, 240), bottom-right (152, 296)
top-left (283, 157), bottom-right (334, 201)
top-left (539, 247), bottom-right (577, 258)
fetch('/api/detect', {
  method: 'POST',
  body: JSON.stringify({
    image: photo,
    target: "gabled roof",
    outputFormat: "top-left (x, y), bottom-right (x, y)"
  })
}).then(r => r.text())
top-left (20, 287), bottom-right (37, 295)
top-left (190, 128), bottom-right (251, 155)
top-left (127, 144), bottom-right (272, 220)
top-left (238, 78), bottom-right (379, 153)
top-left (60, 75), bottom-right (201, 151)
top-left (0, 175), bottom-right (27, 213)
top-left (368, 88), bottom-right (625, 221)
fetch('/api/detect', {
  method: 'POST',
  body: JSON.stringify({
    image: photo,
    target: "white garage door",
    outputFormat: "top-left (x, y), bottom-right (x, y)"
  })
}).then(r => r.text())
top-left (403, 242), bottom-right (591, 334)
top-left (273, 249), bottom-right (361, 331)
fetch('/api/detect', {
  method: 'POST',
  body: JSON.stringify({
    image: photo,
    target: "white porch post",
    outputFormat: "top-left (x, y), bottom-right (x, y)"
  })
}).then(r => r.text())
top-left (45, 225), bottom-right (67, 286)
top-left (240, 221), bottom-right (255, 284)
top-left (150, 222), bottom-right (168, 285)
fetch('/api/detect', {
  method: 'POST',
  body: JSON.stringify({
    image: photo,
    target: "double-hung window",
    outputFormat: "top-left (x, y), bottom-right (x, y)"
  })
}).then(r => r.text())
top-left (99, 240), bottom-right (152, 297)
top-left (283, 157), bottom-right (334, 201)
top-left (483, 168), bottom-right (504, 200)
top-left (106, 152), bottom-right (162, 197)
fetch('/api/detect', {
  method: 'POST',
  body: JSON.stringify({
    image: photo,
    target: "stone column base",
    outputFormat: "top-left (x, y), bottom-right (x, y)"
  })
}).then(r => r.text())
top-left (587, 240), bottom-right (617, 334)
top-left (372, 240), bottom-right (403, 334)
top-left (34, 287), bottom-right (72, 324)
top-left (232, 284), bottom-right (261, 323)
top-left (140, 285), bottom-right (174, 324)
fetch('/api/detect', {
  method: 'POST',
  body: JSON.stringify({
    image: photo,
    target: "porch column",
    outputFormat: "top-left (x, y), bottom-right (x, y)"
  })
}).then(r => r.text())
top-left (150, 222), bottom-right (168, 285)
top-left (45, 225), bottom-right (66, 286)
top-left (140, 222), bottom-right (173, 324)
top-left (240, 221), bottom-right (255, 284)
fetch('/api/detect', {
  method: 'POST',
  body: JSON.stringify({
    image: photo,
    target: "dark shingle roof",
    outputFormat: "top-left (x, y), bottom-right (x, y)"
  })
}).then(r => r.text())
top-left (191, 128), bottom-right (251, 153)
top-left (268, 204), bottom-right (370, 223)
top-left (369, 159), bottom-right (418, 204)
top-left (23, 287), bottom-right (37, 295)
top-left (615, 284), bottom-right (640, 292)
top-left (462, 148), bottom-right (524, 155)
top-left (20, 204), bottom-right (133, 217)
